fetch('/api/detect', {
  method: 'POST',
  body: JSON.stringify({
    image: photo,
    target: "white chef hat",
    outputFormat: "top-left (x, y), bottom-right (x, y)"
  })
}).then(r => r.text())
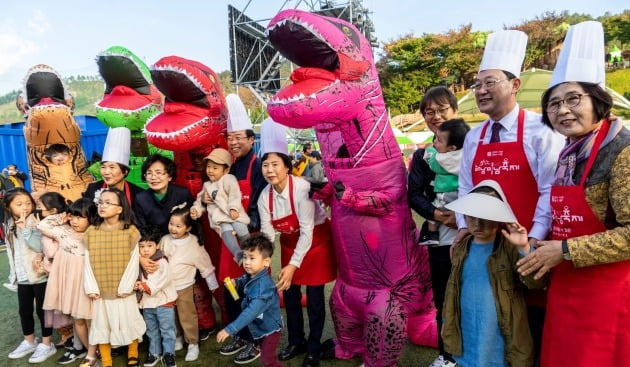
top-left (445, 179), bottom-right (517, 223)
top-left (549, 21), bottom-right (605, 89)
top-left (259, 117), bottom-right (288, 155)
top-left (479, 30), bottom-right (528, 77)
top-left (226, 94), bottom-right (252, 133)
top-left (101, 127), bottom-right (131, 167)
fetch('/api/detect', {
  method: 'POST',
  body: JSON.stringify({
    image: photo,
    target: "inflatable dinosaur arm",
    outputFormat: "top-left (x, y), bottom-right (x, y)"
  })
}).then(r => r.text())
top-left (311, 181), bottom-right (335, 206)
top-left (335, 181), bottom-right (393, 216)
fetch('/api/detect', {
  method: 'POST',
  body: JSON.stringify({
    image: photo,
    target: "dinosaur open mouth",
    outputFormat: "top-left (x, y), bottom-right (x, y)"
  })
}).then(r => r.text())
top-left (97, 54), bottom-right (151, 95)
top-left (267, 16), bottom-right (339, 71)
top-left (151, 67), bottom-right (210, 109)
top-left (267, 16), bottom-right (341, 104)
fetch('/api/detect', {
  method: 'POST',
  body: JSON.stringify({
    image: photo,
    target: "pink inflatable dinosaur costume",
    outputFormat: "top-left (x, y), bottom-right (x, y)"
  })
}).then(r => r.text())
top-left (266, 10), bottom-right (433, 366)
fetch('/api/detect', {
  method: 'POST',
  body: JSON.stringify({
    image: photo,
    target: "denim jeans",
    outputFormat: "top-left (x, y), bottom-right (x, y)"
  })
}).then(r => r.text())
top-left (144, 306), bottom-right (176, 356)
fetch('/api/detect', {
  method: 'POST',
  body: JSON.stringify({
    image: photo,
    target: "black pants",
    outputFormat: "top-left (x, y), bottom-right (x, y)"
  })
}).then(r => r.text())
top-left (225, 288), bottom-right (254, 342)
top-left (428, 245), bottom-right (453, 361)
top-left (284, 284), bottom-right (325, 354)
top-left (17, 282), bottom-right (52, 337)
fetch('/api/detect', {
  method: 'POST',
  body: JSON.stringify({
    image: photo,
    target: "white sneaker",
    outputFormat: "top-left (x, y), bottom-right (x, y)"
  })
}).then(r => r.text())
top-left (429, 355), bottom-right (445, 367)
top-left (8, 339), bottom-right (38, 359)
top-left (174, 336), bottom-right (184, 352)
top-left (184, 343), bottom-right (199, 361)
top-left (28, 343), bottom-right (57, 363)
top-left (430, 355), bottom-right (457, 367)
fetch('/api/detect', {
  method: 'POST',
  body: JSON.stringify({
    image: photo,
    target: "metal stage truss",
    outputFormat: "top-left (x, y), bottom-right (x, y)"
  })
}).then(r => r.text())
top-left (228, 0), bottom-right (377, 102)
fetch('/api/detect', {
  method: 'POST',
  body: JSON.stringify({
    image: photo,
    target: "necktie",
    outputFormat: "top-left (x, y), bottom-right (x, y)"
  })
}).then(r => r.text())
top-left (490, 122), bottom-right (502, 143)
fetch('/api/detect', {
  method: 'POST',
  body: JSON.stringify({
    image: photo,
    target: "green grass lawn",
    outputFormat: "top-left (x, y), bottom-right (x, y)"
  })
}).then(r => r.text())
top-left (0, 236), bottom-right (438, 366)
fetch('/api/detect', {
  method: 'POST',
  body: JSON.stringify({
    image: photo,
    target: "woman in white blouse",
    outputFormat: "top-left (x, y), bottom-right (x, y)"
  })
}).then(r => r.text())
top-left (258, 151), bottom-right (336, 367)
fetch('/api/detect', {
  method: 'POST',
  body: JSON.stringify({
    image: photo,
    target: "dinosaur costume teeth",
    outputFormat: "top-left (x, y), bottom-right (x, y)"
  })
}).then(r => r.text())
top-left (266, 10), bottom-right (435, 366)
top-left (146, 56), bottom-right (226, 152)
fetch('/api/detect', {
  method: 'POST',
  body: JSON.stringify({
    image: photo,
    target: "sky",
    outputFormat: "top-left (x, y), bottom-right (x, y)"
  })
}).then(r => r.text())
top-left (0, 0), bottom-right (626, 95)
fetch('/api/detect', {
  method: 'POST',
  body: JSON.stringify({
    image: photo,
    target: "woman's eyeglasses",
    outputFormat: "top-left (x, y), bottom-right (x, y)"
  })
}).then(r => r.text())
top-left (144, 171), bottom-right (168, 178)
top-left (546, 94), bottom-right (590, 114)
top-left (423, 106), bottom-right (452, 118)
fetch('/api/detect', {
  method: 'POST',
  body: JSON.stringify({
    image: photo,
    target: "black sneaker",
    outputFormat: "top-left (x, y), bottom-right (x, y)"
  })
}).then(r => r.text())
top-left (418, 230), bottom-right (439, 245)
top-left (199, 327), bottom-right (216, 341)
top-left (143, 354), bottom-right (161, 367)
top-left (163, 353), bottom-right (177, 367)
top-left (234, 343), bottom-right (260, 365)
top-left (57, 347), bottom-right (87, 365)
top-left (219, 337), bottom-right (247, 356)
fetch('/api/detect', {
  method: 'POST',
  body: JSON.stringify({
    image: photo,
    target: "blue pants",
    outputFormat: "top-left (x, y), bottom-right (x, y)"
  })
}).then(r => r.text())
top-left (144, 306), bottom-right (176, 357)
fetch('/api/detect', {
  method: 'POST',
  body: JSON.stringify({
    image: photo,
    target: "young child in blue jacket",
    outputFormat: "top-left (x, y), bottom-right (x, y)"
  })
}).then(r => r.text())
top-left (217, 234), bottom-right (283, 367)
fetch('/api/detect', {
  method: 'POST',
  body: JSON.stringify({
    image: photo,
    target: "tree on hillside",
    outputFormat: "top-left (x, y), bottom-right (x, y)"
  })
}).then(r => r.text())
top-left (509, 11), bottom-right (569, 70)
top-left (377, 26), bottom-right (485, 115)
top-left (600, 10), bottom-right (630, 48)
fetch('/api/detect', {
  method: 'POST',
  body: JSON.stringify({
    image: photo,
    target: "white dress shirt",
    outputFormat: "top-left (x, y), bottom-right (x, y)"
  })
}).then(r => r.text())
top-left (458, 104), bottom-right (565, 240)
top-left (258, 176), bottom-right (327, 268)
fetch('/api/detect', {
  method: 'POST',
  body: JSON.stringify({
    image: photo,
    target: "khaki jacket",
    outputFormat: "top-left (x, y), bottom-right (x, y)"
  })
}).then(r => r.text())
top-left (442, 235), bottom-right (546, 367)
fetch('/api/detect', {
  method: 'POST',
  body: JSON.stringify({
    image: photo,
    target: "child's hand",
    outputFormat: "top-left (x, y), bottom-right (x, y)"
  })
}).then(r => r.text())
top-left (140, 257), bottom-right (159, 274)
top-left (216, 329), bottom-right (230, 343)
top-left (502, 222), bottom-right (530, 253)
top-left (15, 210), bottom-right (27, 228)
top-left (190, 208), bottom-right (200, 220)
top-left (88, 293), bottom-right (100, 299)
top-left (133, 281), bottom-right (143, 291)
top-left (202, 192), bottom-right (214, 204)
top-left (229, 209), bottom-right (239, 220)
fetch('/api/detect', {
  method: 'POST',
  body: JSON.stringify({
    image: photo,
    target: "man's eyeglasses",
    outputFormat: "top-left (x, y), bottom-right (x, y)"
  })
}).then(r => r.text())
top-left (227, 135), bottom-right (249, 143)
top-left (470, 79), bottom-right (507, 92)
top-left (96, 201), bottom-right (121, 208)
top-left (423, 106), bottom-right (452, 119)
top-left (144, 171), bottom-right (168, 178)
top-left (546, 94), bottom-right (590, 114)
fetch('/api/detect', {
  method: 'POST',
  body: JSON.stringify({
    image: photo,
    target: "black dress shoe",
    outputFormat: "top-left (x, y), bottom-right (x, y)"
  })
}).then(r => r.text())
top-left (301, 353), bottom-right (320, 367)
top-left (319, 338), bottom-right (336, 360)
top-left (278, 343), bottom-right (307, 361)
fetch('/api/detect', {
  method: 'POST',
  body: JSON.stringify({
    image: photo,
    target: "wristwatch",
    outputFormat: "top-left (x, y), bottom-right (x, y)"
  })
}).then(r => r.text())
top-left (561, 239), bottom-right (571, 260)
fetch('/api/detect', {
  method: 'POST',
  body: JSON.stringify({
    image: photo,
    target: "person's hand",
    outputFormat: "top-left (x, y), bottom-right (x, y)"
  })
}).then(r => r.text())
top-left (15, 210), bottom-right (28, 229)
top-left (88, 293), bottom-right (100, 299)
top-left (247, 211), bottom-right (260, 232)
top-left (516, 240), bottom-right (563, 280)
top-left (190, 207), bottom-right (200, 220)
top-left (229, 209), bottom-right (239, 220)
top-left (308, 181), bottom-right (327, 197)
top-left (139, 256), bottom-right (159, 274)
top-left (202, 192), bottom-right (213, 205)
top-left (216, 329), bottom-right (230, 343)
top-left (276, 264), bottom-right (297, 291)
top-left (434, 209), bottom-right (456, 229)
top-left (333, 181), bottom-right (345, 200)
top-left (501, 222), bottom-right (530, 253)
top-left (133, 281), bottom-right (143, 291)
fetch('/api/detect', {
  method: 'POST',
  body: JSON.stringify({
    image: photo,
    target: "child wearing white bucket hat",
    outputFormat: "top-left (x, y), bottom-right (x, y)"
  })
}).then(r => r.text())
top-left (441, 180), bottom-right (546, 367)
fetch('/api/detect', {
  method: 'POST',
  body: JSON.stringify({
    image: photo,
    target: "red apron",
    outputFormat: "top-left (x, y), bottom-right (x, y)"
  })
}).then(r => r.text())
top-left (217, 154), bottom-right (257, 280)
top-left (269, 176), bottom-right (336, 286)
top-left (472, 109), bottom-right (538, 231)
top-left (542, 120), bottom-right (630, 366)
